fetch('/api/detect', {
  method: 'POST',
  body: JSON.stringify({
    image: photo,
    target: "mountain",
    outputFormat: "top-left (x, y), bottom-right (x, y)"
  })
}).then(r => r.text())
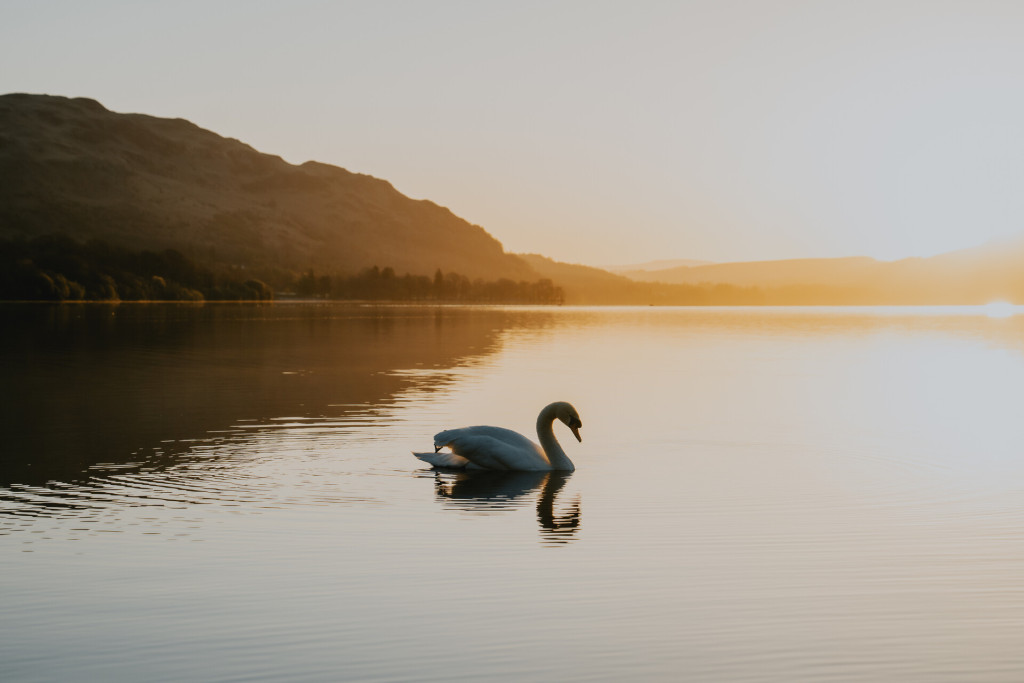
top-left (0, 93), bottom-right (536, 282)
top-left (5, 93), bottom-right (1022, 306)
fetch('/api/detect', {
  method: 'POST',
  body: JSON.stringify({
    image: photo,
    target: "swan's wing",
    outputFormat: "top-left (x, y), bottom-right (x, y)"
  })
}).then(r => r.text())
top-left (435, 426), bottom-right (538, 452)
top-left (413, 451), bottom-right (470, 468)
top-left (434, 426), bottom-right (548, 471)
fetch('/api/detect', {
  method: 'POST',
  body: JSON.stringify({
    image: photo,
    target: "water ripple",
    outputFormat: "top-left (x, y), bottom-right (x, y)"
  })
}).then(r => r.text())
top-left (0, 410), bottom-right (404, 531)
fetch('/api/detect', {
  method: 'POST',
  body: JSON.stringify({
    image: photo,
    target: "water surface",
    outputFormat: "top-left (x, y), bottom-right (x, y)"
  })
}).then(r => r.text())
top-left (4, 304), bottom-right (1024, 681)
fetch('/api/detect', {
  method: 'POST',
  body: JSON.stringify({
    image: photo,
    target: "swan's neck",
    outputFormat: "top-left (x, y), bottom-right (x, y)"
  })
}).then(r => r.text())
top-left (537, 404), bottom-right (575, 472)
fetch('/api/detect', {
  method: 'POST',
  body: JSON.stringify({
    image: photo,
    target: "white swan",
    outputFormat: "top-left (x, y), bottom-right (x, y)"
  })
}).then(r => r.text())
top-left (413, 401), bottom-right (582, 472)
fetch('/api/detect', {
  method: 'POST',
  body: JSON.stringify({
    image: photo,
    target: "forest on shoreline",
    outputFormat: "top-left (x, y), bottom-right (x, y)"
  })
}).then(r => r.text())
top-left (292, 266), bottom-right (564, 304)
top-left (0, 234), bottom-right (273, 302)
top-left (0, 234), bottom-right (565, 304)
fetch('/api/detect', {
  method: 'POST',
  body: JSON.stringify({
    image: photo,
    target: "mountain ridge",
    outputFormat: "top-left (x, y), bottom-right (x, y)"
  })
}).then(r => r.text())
top-left (4, 93), bottom-right (1023, 305)
top-left (0, 93), bottom-right (536, 282)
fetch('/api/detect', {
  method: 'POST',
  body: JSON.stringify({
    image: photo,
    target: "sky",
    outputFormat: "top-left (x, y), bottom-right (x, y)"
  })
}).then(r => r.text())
top-left (3, 0), bottom-right (1024, 266)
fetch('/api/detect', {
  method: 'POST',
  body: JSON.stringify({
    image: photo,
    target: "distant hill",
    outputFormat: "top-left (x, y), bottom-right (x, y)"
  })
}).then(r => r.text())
top-left (0, 93), bottom-right (536, 282)
top-left (520, 254), bottom-right (641, 304)
top-left (520, 253), bottom-right (766, 305)
top-left (621, 245), bottom-right (1024, 304)
top-left (606, 258), bottom-right (714, 273)
top-left (624, 256), bottom-right (884, 288)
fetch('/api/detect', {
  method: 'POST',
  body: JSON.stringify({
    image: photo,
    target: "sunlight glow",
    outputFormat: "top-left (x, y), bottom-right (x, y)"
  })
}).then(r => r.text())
top-left (984, 301), bottom-right (1016, 318)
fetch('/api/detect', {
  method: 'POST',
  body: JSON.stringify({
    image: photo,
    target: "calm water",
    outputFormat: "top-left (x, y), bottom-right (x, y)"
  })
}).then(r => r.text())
top-left (4, 303), bottom-right (1024, 682)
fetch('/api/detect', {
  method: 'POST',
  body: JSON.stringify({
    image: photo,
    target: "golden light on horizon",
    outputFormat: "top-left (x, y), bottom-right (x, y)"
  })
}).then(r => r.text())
top-left (983, 301), bottom-right (1016, 318)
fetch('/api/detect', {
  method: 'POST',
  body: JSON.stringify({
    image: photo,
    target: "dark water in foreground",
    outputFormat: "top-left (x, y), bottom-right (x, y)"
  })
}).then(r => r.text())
top-left (4, 303), bottom-right (1024, 682)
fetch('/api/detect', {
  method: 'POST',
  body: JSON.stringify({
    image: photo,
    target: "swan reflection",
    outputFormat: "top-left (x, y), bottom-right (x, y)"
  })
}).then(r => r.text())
top-left (431, 470), bottom-right (581, 545)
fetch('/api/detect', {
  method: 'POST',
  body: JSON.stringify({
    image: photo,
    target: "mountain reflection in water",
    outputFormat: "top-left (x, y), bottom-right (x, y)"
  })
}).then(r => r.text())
top-left (0, 303), bottom-right (510, 487)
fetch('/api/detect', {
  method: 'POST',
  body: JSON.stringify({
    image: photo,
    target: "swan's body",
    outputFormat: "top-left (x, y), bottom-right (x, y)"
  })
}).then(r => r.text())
top-left (413, 401), bottom-right (582, 472)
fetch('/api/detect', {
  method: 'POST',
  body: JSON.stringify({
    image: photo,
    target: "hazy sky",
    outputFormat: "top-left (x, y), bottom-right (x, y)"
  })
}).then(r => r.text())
top-left (3, 1), bottom-right (1024, 265)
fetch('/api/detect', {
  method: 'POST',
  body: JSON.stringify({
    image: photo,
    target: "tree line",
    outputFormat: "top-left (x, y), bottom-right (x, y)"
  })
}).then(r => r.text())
top-left (0, 234), bottom-right (273, 302)
top-left (294, 266), bottom-right (565, 304)
top-left (0, 234), bottom-right (565, 304)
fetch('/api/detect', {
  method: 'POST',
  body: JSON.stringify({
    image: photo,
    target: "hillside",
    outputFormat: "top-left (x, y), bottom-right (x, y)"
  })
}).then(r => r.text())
top-left (0, 93), bottom-right (536, 282)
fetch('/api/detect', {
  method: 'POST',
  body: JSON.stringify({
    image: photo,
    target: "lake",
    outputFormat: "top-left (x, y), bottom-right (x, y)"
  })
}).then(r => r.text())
top-left (3, 303), bottom-right (1024, 682)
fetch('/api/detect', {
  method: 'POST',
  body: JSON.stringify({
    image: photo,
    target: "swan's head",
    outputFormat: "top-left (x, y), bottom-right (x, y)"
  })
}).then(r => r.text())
top-left (554, 402), bottom-right (583, 443)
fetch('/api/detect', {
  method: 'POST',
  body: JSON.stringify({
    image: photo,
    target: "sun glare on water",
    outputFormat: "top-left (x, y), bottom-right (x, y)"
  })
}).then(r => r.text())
top-left (983, 301), bottom-right (1017, 318)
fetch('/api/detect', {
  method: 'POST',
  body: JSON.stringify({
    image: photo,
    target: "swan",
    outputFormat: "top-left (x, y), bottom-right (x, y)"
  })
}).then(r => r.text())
top-left (413, 401), bottom-right (582, 471)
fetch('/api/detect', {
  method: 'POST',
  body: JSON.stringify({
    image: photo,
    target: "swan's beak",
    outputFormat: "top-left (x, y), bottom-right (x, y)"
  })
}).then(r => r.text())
top-left (570, 425), bottom-right (582, 442)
